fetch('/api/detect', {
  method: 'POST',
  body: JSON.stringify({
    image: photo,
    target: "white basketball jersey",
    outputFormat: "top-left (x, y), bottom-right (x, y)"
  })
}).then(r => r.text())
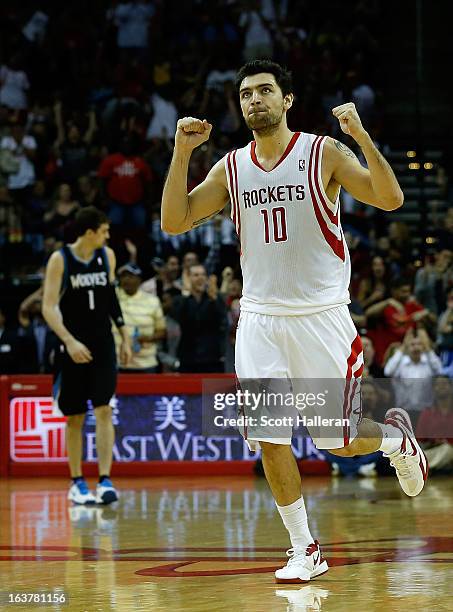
top-left (224, 132), bottom-right (351, 316)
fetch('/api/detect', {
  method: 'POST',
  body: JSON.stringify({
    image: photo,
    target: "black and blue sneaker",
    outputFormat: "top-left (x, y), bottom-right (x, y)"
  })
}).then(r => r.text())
top-left (95, 478), bottom-right (119, 505)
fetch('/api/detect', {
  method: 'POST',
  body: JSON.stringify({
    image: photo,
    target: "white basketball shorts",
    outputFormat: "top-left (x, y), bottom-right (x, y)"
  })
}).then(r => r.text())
top-left (235, 305), bottom-right (364, 450)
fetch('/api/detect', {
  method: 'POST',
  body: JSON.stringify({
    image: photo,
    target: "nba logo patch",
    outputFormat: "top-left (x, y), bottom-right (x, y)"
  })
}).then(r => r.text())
top-left (10, 397), bottom-right (67, 461)
top-left (299, 159), bottom-right (305, 171)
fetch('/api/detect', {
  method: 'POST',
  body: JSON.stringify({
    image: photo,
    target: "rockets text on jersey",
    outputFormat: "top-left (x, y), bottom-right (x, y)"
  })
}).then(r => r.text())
top-left (224, 132), bottom-right (351, 316)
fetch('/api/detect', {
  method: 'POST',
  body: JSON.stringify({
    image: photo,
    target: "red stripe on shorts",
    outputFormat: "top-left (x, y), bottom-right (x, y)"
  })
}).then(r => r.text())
top-left (342, 334), bottom-right (364, 445)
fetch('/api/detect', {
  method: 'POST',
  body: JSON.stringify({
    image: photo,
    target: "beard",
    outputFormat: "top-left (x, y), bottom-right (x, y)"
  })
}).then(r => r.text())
top-left (245, 106), bottom-right (284, 135)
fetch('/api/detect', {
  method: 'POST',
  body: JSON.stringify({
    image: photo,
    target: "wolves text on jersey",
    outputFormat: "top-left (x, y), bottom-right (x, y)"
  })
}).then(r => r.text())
top-left (69, 271), bottom-right (108, 289)
top-left (242, 184), bottom-right (305, 209)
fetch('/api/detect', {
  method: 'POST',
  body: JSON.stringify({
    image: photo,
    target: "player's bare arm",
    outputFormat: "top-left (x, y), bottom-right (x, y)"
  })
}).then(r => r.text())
top-left (161, 117), bottom-right (230, 235)
top-left (41, 251), bottom-right (92, 363)
top-left (324, 102), bottom-right (403, 210)
top-left (106, 246), bottom-right (117, 284)
top-left (106, 246), bottom-right (132, 365)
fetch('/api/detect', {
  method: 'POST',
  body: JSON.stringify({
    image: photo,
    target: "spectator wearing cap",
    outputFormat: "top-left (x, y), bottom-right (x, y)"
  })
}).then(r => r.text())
top-left (171, 264), bottom-right (227, 373)
top-left (113, 263), bottom-right (166, 373)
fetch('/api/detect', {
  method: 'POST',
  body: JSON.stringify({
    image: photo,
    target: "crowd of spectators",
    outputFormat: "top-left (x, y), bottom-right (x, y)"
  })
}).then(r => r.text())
top-left (0, 2), bottom-right (452, 472)
top-left (0, 0), bottom-right (383, 271)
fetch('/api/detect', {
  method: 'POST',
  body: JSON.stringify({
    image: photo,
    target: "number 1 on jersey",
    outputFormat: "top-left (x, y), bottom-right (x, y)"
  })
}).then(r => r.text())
top-left (88, 289), bottom-right (95, 310)
top-left (260, 207), bottom-right (288, 244)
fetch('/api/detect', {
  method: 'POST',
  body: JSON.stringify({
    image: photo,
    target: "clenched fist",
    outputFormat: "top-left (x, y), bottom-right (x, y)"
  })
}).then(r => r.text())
top-left (175, 117), bottom-right (212, 152)
top-left (332, 103), bottom-right (368, 146)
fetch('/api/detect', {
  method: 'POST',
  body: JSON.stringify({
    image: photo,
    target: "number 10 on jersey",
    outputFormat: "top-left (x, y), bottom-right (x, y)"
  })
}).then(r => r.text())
top-left (260, 207), bottom-right (288, 243)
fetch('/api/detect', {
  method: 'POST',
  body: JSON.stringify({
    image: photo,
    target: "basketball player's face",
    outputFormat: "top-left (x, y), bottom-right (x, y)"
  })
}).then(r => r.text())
top-left (93, 223), bottom-right (110, 248)
top-left (239, 73), bottom-right (291, 134)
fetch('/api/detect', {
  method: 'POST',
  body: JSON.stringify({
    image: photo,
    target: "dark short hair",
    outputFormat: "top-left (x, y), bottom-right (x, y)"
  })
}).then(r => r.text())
top-left (235, 60), bottom-right (293, 97)
top-left (390, 276), bottom-right (411, 291)
top-left (74, 206), bottom-right (109, 236)
top-left (189, 263), bottom-right (206, 274)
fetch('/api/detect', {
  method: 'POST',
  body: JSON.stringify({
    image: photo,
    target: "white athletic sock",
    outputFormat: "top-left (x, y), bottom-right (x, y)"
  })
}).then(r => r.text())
top-left (276, 496), bottom-right (314, 551)
top-left (377, 422), bottom-right (403, 455)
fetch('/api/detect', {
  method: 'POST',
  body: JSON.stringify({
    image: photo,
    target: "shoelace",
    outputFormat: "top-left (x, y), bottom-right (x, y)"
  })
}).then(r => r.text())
top-left (285, 544), bottom-right (317, 566)
top-left (390, 453), bottom-right (414, 479)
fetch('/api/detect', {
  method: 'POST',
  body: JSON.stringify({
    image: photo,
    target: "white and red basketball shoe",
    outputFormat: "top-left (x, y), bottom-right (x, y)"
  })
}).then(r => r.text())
top-left (275, 540), bottom-right (328, 584)
top-left (384, 407), bottom-right (428, 497)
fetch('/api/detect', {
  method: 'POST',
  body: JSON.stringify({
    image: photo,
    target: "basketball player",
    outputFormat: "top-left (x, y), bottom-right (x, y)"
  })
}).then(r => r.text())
top-left (42, 207), bottom-right (131, 505)
top-left (161, 60), bottom-right (428, 583)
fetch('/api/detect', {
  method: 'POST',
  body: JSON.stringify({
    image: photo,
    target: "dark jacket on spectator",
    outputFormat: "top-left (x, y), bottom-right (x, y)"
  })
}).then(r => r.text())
top-left (172, 293), bottom-right (227, 372)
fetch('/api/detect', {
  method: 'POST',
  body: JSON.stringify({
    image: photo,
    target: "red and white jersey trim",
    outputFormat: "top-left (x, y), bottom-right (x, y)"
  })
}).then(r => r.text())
top-left (308, 136), bottom-right (345, 261)
top-left (226, 150), bottom-right (241, 242)
top-left (251, 132), bottom-right (301, 172)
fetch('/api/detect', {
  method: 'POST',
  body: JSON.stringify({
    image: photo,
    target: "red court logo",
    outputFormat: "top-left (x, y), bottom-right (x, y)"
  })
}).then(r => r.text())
top-left (10, 397), bottom-right (67, 462)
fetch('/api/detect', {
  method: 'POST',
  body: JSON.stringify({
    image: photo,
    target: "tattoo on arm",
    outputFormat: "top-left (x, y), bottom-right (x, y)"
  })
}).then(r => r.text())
top-left (334, 140), bottom-right (357, 160)
top-left (192, 209), bottom-right (222, 227)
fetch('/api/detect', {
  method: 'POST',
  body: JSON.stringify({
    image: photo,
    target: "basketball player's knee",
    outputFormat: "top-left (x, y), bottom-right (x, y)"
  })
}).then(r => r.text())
top-left (95, 405), bottom-right (112, 423)
top-left (67, 414), bottom-right (85, 429)
top-left (357, 418), bottom-right (379, 438)
top-left (261, 441), bottom-right (292, 460)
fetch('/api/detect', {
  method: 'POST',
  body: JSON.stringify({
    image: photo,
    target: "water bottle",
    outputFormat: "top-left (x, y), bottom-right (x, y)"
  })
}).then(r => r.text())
top-left (132, 327), bottom-right (141, 353)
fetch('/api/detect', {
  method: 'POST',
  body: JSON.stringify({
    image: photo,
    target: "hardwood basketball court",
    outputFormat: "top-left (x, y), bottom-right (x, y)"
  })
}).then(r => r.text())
top-left (0, 475), bottom-right (452, 611)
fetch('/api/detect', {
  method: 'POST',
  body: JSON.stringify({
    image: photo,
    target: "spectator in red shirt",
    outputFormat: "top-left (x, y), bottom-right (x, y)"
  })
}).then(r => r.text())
top-left (365, 276), bottom-right (433, 365)
top-left (98, 136), bottom-right (152, 229)
top-left (416, 375), bottom-right (453, 472)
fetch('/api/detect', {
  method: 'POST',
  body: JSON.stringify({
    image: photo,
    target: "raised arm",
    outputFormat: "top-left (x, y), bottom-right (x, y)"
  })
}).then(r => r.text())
top-left (83, 108), bottom-right (97, 145)
top-left (325, 102), bottom-right (404, 211)
top-left (161, 117), bottom-right (230, 235)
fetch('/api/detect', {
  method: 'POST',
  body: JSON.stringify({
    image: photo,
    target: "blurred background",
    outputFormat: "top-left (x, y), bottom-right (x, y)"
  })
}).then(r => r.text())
top-left (0, 0), bottom-right (451, 391)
